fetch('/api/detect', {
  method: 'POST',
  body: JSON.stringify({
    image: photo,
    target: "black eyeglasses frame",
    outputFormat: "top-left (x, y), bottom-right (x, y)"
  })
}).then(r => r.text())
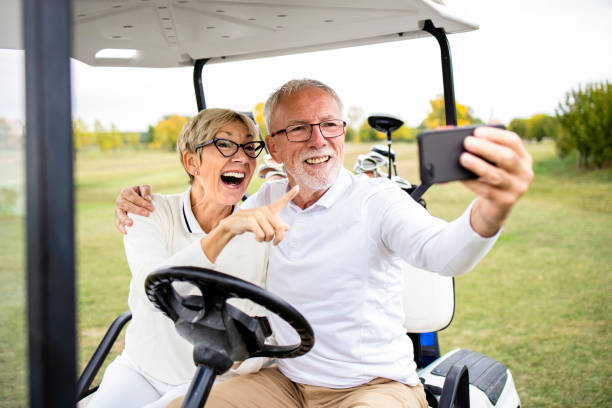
top-left (269, 120), bottom-right (347, 142)
top-left (195, 138), bottom-right (266, 159)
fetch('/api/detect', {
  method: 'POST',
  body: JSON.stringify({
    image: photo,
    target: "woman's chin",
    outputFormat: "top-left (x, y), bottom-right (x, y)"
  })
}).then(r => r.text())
top-left (218, 182), bottom-right (248, 205)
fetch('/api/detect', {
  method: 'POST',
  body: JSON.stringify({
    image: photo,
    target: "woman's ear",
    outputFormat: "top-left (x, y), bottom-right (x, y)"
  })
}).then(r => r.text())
top-left (183, 151), bottom-right (201, 176)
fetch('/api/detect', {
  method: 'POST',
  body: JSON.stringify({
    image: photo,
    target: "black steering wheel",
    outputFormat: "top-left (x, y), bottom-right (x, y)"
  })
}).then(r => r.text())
top-left (144, 266), bottom-right (314, 407)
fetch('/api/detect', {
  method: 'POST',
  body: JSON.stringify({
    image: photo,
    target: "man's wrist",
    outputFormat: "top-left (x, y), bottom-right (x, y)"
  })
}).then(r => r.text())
top-left (469, 199), bottom-right (505, 238)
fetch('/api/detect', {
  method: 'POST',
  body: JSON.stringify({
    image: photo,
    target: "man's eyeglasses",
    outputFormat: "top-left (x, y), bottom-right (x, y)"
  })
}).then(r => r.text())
top-left (270, 119), bottom-right (346, 142)
top-left (195, 138), bottom-right (265, 159)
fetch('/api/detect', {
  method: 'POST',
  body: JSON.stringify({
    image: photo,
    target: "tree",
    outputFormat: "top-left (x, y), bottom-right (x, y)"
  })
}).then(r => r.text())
top-left (73, 118), bottom-right (92, 150)
top-left (123, 132), bottom-right (141, 149)
top-left (508, 118), bottom-right (527, 140)
top-left (555, 81), bottom-right (612, 168)
top-left (109, 124), bottom-right (123, 150)
top-left (345, 127), bottom-right (356, 142)
top-left (526, 114), bottom-right (558, 142)
top-left (253, 102), bottom-right (267, 137)
top-left (151, 115), bottom-right (190, 150)
top-left (141, 125), bottom-right (154, 145)
top-left (92, 121), bottom-right (124, 151)
top-left (393, 125), bottom-right (417, 143)
top-left (510, 114), bottom-right (559, 142)
top-left (93, 120), bottom-right (111, 151)
top-left (358, 119), bottom-right (381, 142)
top-left (346, 106), bottom-right (364, 143)
top-left (421, 96), bottom-right (482, 129)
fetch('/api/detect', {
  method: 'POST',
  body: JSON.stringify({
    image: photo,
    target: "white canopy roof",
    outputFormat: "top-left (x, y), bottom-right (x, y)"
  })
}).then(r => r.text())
top-left (2, 0), bottom-right (477, 67)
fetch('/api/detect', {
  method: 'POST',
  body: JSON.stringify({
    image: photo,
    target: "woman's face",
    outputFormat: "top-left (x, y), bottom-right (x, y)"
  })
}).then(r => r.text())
top-left (195, 120), bottom-right (256, 206)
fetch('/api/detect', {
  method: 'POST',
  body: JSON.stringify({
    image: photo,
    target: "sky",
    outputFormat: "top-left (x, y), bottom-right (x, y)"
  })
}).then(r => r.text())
top-left (1, 0), bottom-right (611, 132)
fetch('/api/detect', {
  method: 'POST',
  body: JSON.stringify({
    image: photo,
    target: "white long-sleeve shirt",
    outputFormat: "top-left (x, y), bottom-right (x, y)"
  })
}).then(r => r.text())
top-left (122, 189), bottom-right (268, 385)
top-left (241, 168), bottom-right (499, 388)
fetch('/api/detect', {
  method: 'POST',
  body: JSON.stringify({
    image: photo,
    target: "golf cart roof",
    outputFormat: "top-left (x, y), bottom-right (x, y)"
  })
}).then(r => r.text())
top-left (2, 0), bottom-right (477, 67)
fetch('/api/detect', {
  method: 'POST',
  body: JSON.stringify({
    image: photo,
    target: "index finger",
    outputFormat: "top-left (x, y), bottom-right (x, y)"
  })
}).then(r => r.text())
top-left (268, 185), bottom-right (299, 214)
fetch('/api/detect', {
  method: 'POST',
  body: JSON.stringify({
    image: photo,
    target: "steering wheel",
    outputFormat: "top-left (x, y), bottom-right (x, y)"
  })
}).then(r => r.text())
top-left (145, 266), bottom-right (314, 371)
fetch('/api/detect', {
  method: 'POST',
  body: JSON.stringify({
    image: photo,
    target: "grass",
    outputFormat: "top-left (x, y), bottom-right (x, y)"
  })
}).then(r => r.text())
top-left (0, 140), bottom-right (610, 406)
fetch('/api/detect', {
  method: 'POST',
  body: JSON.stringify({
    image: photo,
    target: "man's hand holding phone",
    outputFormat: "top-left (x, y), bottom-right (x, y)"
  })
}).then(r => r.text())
top-left (417, 125), bottom-right (533, 237)
top-left (460, 126), bottom-right (533, 237)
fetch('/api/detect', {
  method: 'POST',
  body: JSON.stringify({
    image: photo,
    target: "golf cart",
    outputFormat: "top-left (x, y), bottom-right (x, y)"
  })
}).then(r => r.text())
top-left (5, 0), bottom-right (520, 406)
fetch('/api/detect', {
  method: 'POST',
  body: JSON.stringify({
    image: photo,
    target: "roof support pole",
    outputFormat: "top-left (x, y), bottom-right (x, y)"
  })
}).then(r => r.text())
top-left (193, 58), bottom-right (209, 112)
top-left (23, 0), bottom-right (76, 406)
top-left (411, 20), bottom-right (458, 202)
top-left (422, 19), bottom-right (458, 126)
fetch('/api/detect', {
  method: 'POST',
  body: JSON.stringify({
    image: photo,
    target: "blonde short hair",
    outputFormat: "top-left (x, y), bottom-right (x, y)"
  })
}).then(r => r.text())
top-left (263, 79), bottom-right (344, 132)
top-left (177, 108), bottom-right (259, 184)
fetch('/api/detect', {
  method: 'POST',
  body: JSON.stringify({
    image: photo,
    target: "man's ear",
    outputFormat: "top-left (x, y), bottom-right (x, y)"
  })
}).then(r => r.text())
top-left (266, 135), bottom-right (282, 163)
top-left (183, 151), bottom-right (200, 176)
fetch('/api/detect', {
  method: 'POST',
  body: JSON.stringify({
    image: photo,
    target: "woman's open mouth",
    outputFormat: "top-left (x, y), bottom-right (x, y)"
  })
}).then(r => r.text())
top-left (220, 171), bottom-right (245, 187)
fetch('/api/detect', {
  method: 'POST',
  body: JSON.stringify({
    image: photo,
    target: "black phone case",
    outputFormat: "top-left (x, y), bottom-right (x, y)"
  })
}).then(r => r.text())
top-left (417, 124), bottom-right (505, 185)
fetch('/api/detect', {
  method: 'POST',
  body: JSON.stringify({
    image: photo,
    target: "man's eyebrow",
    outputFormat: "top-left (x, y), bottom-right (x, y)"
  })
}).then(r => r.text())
top-left (286, 120), bottom-right (309, 126)
top-left (287, 115), bottom-right (337, 125)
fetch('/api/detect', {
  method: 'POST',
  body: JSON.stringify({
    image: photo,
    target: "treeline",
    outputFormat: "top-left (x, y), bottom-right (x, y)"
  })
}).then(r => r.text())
top-left (344, 96), bottom-right (483, 143)
top-left (72, 115), bottom-right (189, 152)
top-left (348, 81), bottom-right (611, 169)
top-left (69, 80), bottom-right (610, 169)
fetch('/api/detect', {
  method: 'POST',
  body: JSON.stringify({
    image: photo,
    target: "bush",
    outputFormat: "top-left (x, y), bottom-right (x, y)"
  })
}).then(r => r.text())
top-left (555, 81), bottom-right (612, 168)
top-left (509, 114), bottom-right (560, 142)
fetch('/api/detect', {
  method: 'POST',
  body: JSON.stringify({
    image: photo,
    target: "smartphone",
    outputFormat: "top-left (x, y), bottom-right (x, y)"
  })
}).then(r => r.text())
top-left (417, 124), bottom-right (506, 185)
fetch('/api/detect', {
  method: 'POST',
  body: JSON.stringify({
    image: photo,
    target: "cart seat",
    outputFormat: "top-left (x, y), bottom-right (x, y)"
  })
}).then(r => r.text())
top-left (402, 264), bottom-right (454, 333)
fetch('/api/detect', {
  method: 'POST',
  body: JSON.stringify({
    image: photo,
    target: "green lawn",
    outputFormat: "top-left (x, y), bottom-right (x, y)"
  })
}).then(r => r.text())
top-left (0, 141), bottom-right (610, 406)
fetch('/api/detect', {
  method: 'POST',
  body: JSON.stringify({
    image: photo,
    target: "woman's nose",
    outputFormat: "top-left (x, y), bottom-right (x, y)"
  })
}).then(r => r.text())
top-left (232, 146), bottom-right (250, 162)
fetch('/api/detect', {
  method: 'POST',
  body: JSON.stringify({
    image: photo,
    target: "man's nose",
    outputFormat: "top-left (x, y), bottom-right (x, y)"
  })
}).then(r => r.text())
top-left (307, 124), bottom-right (327, 148)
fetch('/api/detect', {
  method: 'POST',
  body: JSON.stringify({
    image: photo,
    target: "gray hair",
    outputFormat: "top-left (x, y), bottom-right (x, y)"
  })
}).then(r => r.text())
top-left (177, 108), bottom-right (259, 184)
top-left (263, 79), bottom-right (344, 132)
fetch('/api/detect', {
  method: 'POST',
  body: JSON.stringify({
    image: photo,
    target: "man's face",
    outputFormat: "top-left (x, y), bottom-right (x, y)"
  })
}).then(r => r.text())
top-left (267, 87), bottom-right (345, 193)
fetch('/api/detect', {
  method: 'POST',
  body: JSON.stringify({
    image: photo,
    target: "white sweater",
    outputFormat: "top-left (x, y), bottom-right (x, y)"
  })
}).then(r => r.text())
top-left (122, 190), bottom-right (268, 385)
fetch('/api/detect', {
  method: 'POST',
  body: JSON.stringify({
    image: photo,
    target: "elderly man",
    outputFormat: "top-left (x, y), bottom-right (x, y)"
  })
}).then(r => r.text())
top-left (117, 79), bottom-right (533, 407)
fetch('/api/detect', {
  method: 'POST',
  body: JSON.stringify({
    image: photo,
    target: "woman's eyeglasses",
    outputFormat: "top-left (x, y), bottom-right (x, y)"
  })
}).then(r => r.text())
top-left (195, 138), bottom-right (265, 159)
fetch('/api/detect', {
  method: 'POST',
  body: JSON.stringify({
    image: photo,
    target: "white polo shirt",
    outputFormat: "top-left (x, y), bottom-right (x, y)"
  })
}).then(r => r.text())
top-left (242, 168), bottom-right (499, 388)
top-left (123, 189), bottom-right (268, 385)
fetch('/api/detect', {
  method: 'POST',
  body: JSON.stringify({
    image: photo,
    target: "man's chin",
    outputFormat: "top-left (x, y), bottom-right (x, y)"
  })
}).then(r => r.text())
top-left (293, 165), bottom-right (340, 192)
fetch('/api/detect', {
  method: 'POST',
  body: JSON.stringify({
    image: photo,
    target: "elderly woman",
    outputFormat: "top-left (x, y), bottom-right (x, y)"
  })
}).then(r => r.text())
top-left (88, 108), bottom-right (297, 408)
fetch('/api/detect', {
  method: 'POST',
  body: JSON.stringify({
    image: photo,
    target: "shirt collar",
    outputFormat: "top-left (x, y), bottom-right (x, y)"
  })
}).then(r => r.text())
top-left (182, 187), bottom-right (240, 234)
top-left (182, 187), bottom-right (204, 234)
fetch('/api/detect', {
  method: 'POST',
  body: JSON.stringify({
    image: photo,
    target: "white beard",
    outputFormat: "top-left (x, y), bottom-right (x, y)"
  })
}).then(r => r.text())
top-left (285, 148), bottom-right (342, 192)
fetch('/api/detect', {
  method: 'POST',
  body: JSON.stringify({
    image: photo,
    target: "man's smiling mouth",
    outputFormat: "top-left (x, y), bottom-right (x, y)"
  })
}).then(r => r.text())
top-left (305, 156), bottom-right (330, 164)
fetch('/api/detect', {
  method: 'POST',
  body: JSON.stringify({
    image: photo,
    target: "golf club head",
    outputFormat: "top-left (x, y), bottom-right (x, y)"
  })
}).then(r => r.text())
top-left (367, 114), bottom-right (404, 135)
top-left (371, 144), bottom-right (396, 162)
